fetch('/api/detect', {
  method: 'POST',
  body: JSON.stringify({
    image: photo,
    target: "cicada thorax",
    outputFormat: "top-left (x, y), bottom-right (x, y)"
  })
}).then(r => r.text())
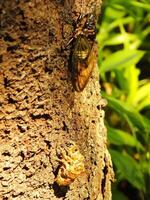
top-left (73, 35), bottom-right (91, 61)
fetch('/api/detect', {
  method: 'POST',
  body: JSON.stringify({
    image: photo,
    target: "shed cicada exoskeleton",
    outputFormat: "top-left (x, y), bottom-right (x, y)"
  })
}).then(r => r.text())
top-left (55, 141), bottom-right (85, 186)
top-left (68, 12), bottom-right (96, 91)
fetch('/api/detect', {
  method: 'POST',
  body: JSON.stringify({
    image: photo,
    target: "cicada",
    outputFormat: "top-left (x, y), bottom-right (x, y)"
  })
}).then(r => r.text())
top-left (69, 13), bottom-right (96, 91)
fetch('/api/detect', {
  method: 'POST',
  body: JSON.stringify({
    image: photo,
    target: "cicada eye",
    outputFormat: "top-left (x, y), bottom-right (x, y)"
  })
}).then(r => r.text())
top-left (84, 13), bottom-right (95, 30)
top-left (83, 13), bottom-right (96, 40)
top-left (76, 14), bottom-right (84, 24)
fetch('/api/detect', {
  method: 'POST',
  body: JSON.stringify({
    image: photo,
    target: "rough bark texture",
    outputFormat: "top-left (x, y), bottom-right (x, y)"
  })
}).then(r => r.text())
top-left (0, 0), bottom-right (114, 199)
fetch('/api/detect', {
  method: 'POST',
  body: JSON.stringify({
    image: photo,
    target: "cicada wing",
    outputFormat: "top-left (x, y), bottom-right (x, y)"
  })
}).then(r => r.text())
top-left (74, 61), bottom-right (88, 91)
top-left (71, 35), bottom-right (95, 91)
top-left (74, 49), bottom-right (95, 91)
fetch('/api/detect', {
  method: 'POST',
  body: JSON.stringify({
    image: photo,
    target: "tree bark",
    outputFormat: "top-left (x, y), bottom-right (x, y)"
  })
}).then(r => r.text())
top-left (0, 0), bottom-right (114, 199)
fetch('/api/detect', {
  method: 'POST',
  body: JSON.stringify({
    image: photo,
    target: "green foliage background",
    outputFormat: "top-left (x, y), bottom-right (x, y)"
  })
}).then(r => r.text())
top-left (97, 0), bottom-right (150, 199)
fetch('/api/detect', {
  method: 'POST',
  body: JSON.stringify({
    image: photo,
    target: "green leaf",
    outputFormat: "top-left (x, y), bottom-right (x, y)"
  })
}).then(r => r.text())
top-left (128, 1), bottom-right (150, 11)
top-left (108, 126), bottom-right (144, 150)
top-left (100, 49), bottom-right (145, 73)
top-left (102, 92), bottom-right (150, 135)
top-left (110, 149), bottom-right (145, 191)
top-left (140, 160), bottom-right (150, 175)
top-left (104, 34), bottom-right (127, 46)
top-left (124, 65), bottom-right (140, 104)
top-left (115, 70), bottom-right (129, 91)
top-left (108, 0), bottom-right (150, 11)
top-left (104, 4), bottom-right (126, 20)
top-left (133, 81), bottom-right (150, 108)
top-left (102, 33), bottom-right (139, 47)
top-left (138, 96), bottom-right (150, 111)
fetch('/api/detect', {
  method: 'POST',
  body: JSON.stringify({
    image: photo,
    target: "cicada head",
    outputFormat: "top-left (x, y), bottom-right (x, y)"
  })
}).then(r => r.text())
top-left (83, 13), bottom-right (96, 40)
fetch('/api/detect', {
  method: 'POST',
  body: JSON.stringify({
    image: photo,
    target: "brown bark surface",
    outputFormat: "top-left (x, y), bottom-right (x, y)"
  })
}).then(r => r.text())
top-left (0, 0), bottom-right (114, 199)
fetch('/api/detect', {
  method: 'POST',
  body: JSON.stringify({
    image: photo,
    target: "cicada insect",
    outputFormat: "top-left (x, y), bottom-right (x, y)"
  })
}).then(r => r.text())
top-left (69, 12), bottom-right (96, 91)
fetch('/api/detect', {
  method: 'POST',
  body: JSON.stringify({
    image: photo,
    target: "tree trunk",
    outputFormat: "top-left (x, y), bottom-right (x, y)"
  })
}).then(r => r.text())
top-left (0, 0), bottom-right (114, 199)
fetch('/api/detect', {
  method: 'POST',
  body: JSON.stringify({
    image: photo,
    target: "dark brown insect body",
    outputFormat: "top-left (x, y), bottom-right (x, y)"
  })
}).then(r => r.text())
top-left (70, 13), bottom-right (96, 91)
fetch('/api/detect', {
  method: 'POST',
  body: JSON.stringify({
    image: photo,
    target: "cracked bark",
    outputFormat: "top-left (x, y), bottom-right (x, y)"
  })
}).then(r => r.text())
top-left (0, 0), bottom-right (114, 199)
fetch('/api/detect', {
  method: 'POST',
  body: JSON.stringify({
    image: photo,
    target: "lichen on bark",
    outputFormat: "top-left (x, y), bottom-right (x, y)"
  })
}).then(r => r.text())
top-left (0, 0), bottom-right (114, 199)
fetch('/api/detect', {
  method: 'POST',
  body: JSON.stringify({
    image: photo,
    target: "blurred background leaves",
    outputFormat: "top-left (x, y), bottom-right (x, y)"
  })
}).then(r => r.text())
top-left (97, 0), bottom-right (150, 199)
